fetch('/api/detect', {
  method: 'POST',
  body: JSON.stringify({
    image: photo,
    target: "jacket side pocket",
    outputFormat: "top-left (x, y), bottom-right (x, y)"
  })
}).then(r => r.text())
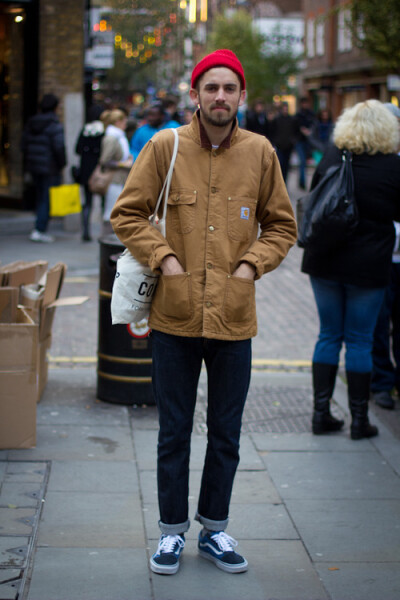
top-left (157, 272), bottom-right (193, 320)
top-left (222, 275), bottom-right (256, 323)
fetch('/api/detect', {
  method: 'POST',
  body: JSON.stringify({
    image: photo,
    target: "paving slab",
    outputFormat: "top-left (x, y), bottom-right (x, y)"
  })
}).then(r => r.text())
top-left (134, 430), bottom-right (263, 471)
top-left (151, 540), bottom-right (329, 600)
top-left (0, 569), bottom-right (21, 600)
top-left (39, 367), bottom-right (98, 407)
top-left (0, 483), bottom-right (42, 508)
top-left (47, 460), bottom-right (139, 493)
top-left (371, 435), bottom-right (400, 477)
top-left (26, 548), bottom-right (151, 600)
top-left (4, 462), bottom-right (47, 484)
top-left (37, 491), bottom-right (144, 548)
top-left (315, 562), bottom-right (400, 600)
top-left (285, 499), bottom-right (400, 562)
top-left (143, 501), bottom-right (298, 542)
top-left (250, 431), bottom-right (375, 453)
top-left (0, 508), bottom-right (36, 536)
top-left (262, 450), bottom-right (400, 499)
top-left (8, 425), bottom-right (134, 461)
top-left (0, 537), bottom-right (29, 567)
top-left (37, 403), bottom-right (129, 427)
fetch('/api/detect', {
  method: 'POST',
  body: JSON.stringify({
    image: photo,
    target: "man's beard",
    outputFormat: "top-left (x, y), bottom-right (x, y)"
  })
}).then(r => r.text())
top-left (200, 102), bottom-right (238, 128)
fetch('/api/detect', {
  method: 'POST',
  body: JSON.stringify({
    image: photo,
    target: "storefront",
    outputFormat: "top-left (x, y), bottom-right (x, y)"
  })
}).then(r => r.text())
top-left (0, 0), bottom-right (38, 208)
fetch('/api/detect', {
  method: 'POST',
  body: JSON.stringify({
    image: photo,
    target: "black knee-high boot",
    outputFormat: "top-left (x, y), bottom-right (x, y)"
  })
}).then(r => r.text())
top-left (346, 371), bottom-right (379, 440)
top-left (312, 363), bottom-right (344, 434)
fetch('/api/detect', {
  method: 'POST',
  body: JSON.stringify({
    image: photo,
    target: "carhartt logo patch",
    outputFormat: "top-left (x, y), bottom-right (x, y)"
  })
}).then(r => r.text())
top-left (240, 207), bottom-right (250, 220)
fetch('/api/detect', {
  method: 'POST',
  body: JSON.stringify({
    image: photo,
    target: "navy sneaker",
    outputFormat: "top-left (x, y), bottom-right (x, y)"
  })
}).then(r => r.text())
top-left (198, 530), bottom-right (248, 573)
top-left (150, 534), bottom-right (185, 575)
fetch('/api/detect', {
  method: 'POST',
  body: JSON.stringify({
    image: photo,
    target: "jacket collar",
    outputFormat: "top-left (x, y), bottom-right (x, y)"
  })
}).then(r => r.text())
top-left (189, 110), bottom-right (239, 149)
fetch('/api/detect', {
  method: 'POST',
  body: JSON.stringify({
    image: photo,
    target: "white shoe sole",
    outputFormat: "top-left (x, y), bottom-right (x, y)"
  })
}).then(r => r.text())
top-left (150, 556), bottom-right (180, 575)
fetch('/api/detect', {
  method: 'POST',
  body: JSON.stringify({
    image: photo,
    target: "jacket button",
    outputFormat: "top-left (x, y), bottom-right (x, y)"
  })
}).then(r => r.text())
top-left (207, 263), bottom-right (213, 269)
top-left (212, 150), bottom-right (217, 157)
top-left (208, 225), bottom-right (215, 231)
top-left (211, 187), bottom-right (217, 193)
top-left (206, 301), bottom-right (212, 308)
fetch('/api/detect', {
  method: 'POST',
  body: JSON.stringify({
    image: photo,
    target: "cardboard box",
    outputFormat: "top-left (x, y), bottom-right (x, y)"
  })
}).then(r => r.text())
top-left (0, 260), bottom-right (88, 404)
top-left (37, 334), bottom-right (52, 402)
top-left (0, 260), bottom-right (48, 291)
top-left (0, 287), bottom-right (19, 323)
top-left (0, 307), bottom-right (38, 449)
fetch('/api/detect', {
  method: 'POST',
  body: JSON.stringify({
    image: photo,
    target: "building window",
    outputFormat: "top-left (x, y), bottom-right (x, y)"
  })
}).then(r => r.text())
top-left (316, 19), bottom-right (325, 56)
top-left (307, 18), bottom-right (315, 58)
top-left (337, 8), bottom-right (352, 52)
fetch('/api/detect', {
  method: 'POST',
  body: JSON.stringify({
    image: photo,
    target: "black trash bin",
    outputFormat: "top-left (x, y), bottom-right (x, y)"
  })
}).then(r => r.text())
top-left (97, 234), bottom-right (154, 405)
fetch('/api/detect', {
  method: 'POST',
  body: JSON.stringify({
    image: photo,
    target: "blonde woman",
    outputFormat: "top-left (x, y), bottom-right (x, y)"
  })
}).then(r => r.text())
top-left (301, 100), bottom-right (400, 440)
top-left (99, 109), bottom-right (133, 233)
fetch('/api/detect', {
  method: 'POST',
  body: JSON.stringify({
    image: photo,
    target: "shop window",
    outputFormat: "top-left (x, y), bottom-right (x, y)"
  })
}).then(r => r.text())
top-left (0, 8), bottom-right (25, 203)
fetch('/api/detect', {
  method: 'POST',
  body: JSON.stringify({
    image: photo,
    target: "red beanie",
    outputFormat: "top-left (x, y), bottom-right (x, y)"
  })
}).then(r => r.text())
top-left (191, 49), bottom-right (246, 90)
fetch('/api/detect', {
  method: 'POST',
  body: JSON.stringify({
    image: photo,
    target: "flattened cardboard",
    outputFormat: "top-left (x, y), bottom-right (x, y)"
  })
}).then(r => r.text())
top-left (37, 334), bottom-right (51, 403)
top-left (42, 262), bottom-right (66, 306)
top-left (0, 287), bottom-right (19, 323)
top-left (0, 260), bottom-right (48, 289)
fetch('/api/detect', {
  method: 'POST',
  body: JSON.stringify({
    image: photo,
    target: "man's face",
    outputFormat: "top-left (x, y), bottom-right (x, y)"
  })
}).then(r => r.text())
top-left (190, 67), bottom-right (245, 128)
top-left (147, 108), bottom-right (164, 128)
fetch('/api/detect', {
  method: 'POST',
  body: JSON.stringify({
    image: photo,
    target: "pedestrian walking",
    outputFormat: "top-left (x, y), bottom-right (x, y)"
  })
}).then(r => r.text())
top-left (111, 49), bottom-right (297, 575)
top-left (74, 105), bottom-right (105, 241)
top-left (301, 99), bottom-right (400, 440)
top-left (273, 102), bottom-right (299, 182)
top-left (129, 102), bottom-right (180, 161)
top-left (295, 96), bottom-right (316, 189)
top-left (99, 109), bottom-right (132, 235)
top-left (22, 93), bottom-right (66, 243)
top-left (371, 102), bottom-right (400, 410)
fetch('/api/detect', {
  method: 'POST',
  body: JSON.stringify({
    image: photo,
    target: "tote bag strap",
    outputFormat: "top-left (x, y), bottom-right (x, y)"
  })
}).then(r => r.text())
top-left (149, 128), bottom-right (179, 227)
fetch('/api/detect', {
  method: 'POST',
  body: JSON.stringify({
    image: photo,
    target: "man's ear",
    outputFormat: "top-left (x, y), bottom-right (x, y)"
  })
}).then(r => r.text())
top-left (239, 89), bottom-right (246, 107)
top-left (189, 88), bottom-right (199, 106)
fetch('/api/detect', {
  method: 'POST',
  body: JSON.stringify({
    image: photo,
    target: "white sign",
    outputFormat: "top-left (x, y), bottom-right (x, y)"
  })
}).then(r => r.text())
top-left (387, 75), bottom-right (400, 91)
top-left (85, 45), bottom-right (114, 70)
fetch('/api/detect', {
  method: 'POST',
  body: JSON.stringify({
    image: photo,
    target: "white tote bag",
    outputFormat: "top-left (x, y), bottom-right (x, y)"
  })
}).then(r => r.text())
top-left (111, 128), bottom-right (179, 325)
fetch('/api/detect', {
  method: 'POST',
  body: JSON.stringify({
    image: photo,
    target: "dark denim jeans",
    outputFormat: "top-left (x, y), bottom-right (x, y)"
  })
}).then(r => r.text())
top-left (372, 263), bottom-right (400, 392)
top-left (151, 330), bottom-right (251, 535)
top-left (32, 173), bottom-right (61, 232)
top-left (310, 276), bottom-right (385, 373)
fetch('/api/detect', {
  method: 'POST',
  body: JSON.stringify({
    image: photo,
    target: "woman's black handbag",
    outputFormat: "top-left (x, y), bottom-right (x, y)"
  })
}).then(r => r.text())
top-left (297, 150), bottom-right (358, 250)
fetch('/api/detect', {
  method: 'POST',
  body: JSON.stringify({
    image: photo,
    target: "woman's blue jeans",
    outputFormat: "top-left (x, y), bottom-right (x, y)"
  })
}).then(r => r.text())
top-left (151, 330), bottom-right (251, 535)
top-left (310, 276), bottom-right (385, 373)
top-left (32, 173), bottom-right (61, 232)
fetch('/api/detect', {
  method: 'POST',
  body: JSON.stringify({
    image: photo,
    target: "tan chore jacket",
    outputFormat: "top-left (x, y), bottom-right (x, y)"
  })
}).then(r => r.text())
top-left (110, 113), bottom-right (297, 341)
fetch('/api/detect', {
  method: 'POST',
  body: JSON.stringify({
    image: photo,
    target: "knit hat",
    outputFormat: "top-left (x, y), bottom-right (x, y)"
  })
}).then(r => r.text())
top-left (191, 49), bottom-right (246, 90)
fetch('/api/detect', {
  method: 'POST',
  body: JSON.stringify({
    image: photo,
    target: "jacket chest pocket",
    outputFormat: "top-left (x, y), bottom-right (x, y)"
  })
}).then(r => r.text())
top-left (167, 191), bottom-right (197, 234)
top-left (227, 197), bottom-right (257, 242)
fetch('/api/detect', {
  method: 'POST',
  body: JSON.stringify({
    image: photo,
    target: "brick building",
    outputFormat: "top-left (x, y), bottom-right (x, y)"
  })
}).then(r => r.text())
top-left (302, 0), bottom-right (398, 118)
top-left (0, 0), bottom-right (86, 209)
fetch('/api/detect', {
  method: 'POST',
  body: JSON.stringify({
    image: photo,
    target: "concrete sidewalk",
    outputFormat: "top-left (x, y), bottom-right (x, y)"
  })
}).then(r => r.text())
top-left (1, 169), bottom-right (400, 599)
top-left (1, 369), bottom-right (399, 600)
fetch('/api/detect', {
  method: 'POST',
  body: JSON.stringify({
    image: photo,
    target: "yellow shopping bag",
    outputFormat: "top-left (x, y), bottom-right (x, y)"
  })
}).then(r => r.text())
top-left (49, 184), bottom-right (81, 217)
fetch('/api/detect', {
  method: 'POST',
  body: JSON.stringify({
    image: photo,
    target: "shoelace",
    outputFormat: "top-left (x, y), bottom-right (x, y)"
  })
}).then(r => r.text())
top-left (210, 531), bottom-right (238, 552)
top-left (157, 534), bottom-right (184, 554)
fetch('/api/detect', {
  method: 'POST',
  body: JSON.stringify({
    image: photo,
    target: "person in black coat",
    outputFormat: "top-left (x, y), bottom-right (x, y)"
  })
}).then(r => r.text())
top-left (273, 102), bottom-right (299, 182)
top-left (75, 105), bottom-right (105, 241)
top-left (22, 93), bottom-right (66, 242)
top-left (301, 99), bottom-right (400, 440)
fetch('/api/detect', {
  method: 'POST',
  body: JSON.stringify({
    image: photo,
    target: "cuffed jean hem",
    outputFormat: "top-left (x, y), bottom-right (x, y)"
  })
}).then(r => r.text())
top-left (194, 512), bottom-right (229, 532)
top-left (158, 519), bottom-right (190, 535)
